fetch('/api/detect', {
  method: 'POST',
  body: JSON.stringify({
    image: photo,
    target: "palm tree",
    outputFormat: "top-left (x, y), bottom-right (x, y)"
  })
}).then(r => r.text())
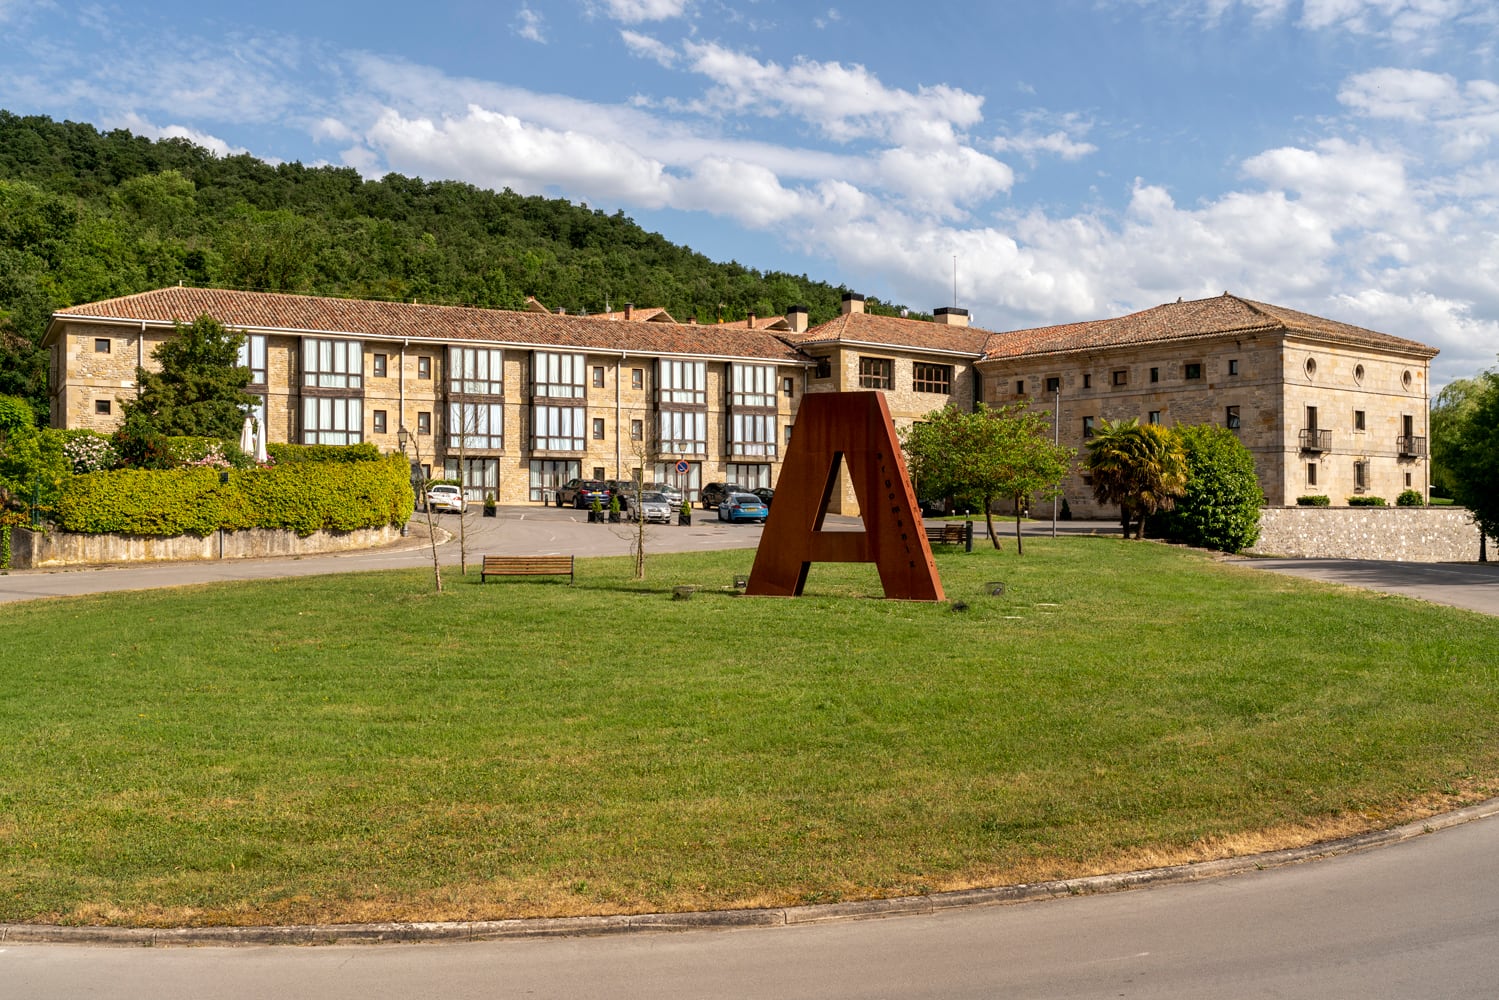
top-left (1086, 418), bottom-right (1187, 538)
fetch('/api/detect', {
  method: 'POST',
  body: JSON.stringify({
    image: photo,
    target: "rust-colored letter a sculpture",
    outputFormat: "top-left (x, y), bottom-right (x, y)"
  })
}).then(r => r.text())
top-left (746, 392), bottom-right (944, 601)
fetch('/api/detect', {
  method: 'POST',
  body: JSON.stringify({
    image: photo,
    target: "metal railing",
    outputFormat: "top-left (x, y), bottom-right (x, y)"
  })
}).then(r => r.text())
top-left (1299, 428), bottom-right (1332, 452)
top-left (1397, 435), bottom-right (1427, 458)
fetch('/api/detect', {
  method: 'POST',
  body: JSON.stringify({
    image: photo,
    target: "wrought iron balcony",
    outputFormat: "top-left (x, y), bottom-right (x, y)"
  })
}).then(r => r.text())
top-left (1299, 428), bottom-right (1332, 452)
top-left (1397, 435), bottom-right (1427, 457)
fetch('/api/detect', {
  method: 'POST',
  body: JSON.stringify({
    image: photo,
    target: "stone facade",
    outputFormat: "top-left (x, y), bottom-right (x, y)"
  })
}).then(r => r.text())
top-left (1249, 506), bottom-right (1494, 563)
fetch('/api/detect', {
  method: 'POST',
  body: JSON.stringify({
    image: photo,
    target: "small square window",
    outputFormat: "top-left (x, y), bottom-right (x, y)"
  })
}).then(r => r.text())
top-left (592, 366), bottom-right (605, 388)
top-left (1045, 376), bottom-right (1061, 393)
top-left (592, 466), bottom-right (605, 480)
top-left (1149, 367), bottom-right (1159, 383)
top-left (1015, 380), bottom-right (1026, 395)
top-left (1228, 359), bottom-right (1239, 376)
top-left (1354, 410), bottom-right (1366, 431)
top-left (373, 410), bottom-right (387, 434)
top-left (417, 411), bottom-right (431, 434)
top-left (1112, 369), bottom-right (1128, 387)
top-left (592, 417), bottom-right (605, 440)
top-left (373, 353), bottom-right (387, 378)
top-left (1226, 405), bottom-right (1240, 430)
top-left (814, 357), bottom-right (832, 379)
top-left (783, 377), bottom-right (794, 397)
top-left (94, 338), bottom-right (111, 353)
top-left (1083, 373), bottom-right (1092, 389)
top-left (417, 356), bottom-right (432, 379)
top-left (631, 419), bottom-right (643, 440)
top-left (1148, 410), bottom-right (1161, 424)
top-left (95, 398), bottom-right (111, 415)
top-left (632, 368), bottom-right (643, 390)
top-left (1184, 363), bottom-right (1203, 380)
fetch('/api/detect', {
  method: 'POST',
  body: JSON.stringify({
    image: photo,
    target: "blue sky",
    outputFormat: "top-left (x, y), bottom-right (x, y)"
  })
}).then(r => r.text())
top-left (2, 0), bottom-right (1497, 386)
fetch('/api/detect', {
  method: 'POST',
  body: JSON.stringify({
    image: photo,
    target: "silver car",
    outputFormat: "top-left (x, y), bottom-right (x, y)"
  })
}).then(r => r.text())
top-left (633, 491), bottom-right (674, 524)
top-left (424, 484), bottom-right (466, 513)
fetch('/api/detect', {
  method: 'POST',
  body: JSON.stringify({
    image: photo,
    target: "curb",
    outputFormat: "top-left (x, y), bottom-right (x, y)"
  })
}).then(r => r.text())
top-left (6, 796), bottom-right (1498, 948)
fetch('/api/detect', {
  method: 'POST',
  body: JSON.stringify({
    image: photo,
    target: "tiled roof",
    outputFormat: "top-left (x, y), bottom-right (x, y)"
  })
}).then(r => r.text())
top-left (981, 294), bottom-right (1437, 360)
top-left (794, 311), bottom-right (994, 356)
top-left (51, 287), bottom-right (809, 363)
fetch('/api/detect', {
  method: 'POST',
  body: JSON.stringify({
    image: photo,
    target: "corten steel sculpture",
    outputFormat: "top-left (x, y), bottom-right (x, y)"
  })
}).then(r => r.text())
top-left (746, 391), bottom-right (944, 601)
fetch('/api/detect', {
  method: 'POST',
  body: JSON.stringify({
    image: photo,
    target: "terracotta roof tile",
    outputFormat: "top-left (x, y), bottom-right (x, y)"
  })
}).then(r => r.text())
top-left (795, 311), bottom-right (994, 356)
top-left (52, 287), bottom-right (809, 363)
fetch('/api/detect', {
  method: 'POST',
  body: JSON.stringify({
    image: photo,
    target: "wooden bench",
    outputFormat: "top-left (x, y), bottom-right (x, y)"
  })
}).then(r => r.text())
top-left (924, 521), bottom-right (967, 546)
top-left (480, 554), bottom-right (575, 584)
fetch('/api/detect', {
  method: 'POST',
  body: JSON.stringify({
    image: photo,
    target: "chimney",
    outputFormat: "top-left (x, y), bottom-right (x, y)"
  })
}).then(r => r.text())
top-left (840, 292), bottom-right (865, 316)
top-left (933, 306), bottom-right (969, 328)
top-left (624, 302), bottom-right (634, 321)
top-left (747, 311), bottom-right (757, 328)
top-left (556, 307), bottom-right (566, 316)
top-left (689, 314), bottom-right (698, 325)
top-left (786, 305), bottom-right (809, 334)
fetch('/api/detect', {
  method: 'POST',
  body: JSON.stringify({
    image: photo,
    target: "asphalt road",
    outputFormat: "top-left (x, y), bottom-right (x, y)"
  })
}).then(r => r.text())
top-left (6, 811), bottom-right (1499, 999)
top-left (1229, 556), bottom-right (1499, 616)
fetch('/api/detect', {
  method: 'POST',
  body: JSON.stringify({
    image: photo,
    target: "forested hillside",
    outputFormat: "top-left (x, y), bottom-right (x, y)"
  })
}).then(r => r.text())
top-left (0, 111), bottom-right (913, 425)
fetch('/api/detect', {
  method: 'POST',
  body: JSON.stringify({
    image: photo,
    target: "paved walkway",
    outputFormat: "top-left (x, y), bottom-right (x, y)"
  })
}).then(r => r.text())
top-left (1229, 556), bottom-right (1499, 616)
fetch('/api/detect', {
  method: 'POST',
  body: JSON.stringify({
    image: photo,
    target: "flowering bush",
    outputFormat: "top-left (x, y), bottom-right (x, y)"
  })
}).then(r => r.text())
top-left (62, 431), bottom-right (117, 474)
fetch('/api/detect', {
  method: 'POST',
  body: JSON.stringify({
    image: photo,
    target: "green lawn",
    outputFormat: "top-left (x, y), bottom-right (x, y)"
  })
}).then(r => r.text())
top-left (3, 538), bottom-right (1498, 927)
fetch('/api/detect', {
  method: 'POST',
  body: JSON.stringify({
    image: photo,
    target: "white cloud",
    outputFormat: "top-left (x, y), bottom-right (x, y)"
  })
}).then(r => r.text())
top-left (621, 29), bottom-right (677, 67)
top-left (111, 113), bottom-right (255, 159)
top-left (515, 6), bottom-right (546, 43)
top-left (813, 8), bottom-right (841, 29)
top-left (591, 0), bottom-right (691, 23)
top-left (1340, 68), bottom-right (1499, 157)
top-left (875, 146), bottom-right (1014, 218)
top-left (991, 130), bottom-right (1097, 162)
top-left (1123, 0), bottom-right (1489, 46)
top-left (673, 158), bottom-right (809, 226)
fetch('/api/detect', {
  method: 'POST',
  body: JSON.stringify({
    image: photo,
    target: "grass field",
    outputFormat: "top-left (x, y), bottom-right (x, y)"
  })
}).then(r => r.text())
top-left (3, 538), bottom-right (1498, 927)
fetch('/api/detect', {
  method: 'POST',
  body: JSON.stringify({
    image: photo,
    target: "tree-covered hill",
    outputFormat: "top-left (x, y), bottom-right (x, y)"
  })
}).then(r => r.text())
top-left (0, 111), bottom-right (915, 424)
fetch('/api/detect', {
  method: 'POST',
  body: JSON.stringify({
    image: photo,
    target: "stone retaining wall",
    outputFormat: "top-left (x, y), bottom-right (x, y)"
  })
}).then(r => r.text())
top-left (9, 524), bottom-right (402, 569)
top-left (1248, 506), bottom-right (1493, 562)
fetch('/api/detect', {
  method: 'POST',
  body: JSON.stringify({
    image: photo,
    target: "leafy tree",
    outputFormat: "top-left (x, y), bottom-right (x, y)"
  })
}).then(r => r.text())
top-left (1086, 418), bottom-right (1188, 539)
top-left (1159, 424), bottom-right (1263, 553)
top-left (1430, 377), bottom-right (1484, 499)
top-left (1443, 367), bottom-right (1499, 541)
top-left (902, 403), bottom-right (1073, 553)
top-left (122, 314), bottom-right (258, 440)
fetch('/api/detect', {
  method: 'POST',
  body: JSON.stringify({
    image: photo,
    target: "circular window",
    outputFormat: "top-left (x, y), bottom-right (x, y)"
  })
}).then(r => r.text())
top-left (1402, 369), bottom-right (1414, 390)
top-left (1304, 357), bottom-right (1318, 378)
top-left (1354, 363), bottom-right (1365, 385)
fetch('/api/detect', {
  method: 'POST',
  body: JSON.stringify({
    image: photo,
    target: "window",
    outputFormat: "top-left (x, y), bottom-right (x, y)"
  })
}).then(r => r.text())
top-left (1082, 416), bottom-right (1095, 438)
top-left (730, 363), bottom-right (776, 407)
top-left (1354, 410), bottom-right (1366, 431)
top-left (1405, 472), bottom-right (1413, 488)
top-left (1403, 370), bottom-right (1414, 390)
top-left (654, 461), bottom-right (701, 501)
top-left (444, 457), bottom-right (499, 501)
top-left (1304, 357), bottom-right (1317, 378)
top-left (1015, 380), bottom-right (1026, 396)
top-left (814, 357), bottom-right (832, 379)
top-left (449, 347), bottom-right (504, 395)
top-left (529, 459), bottom-right (580, 502)
top-left (372, 353), bottom-right (387, 378)
top-left (238, 334), bottom-right (268, 384)
top-left (1148, 410), bottom-right (1161, 424)
top-left (303, 397), bottom-right (364, 445)
top-left (858, 357), bottom-right (893, 389)
top-left (535, 352), bottom-right (586, 398)
top-left (1354, 460), bottom-right (1368, 490)
top-left (1307, 462), bottom-right (1318, 486)
top-left (1184, 363), bottom-right (1203, 380)
top-left (730, 412), bottom-right (777, 457)
top-left (659, 410), bottom-right (707, 453)
top-left (373, 409), bottom-right (387, 434)
top-left (592, 467), bottom-right (605, 481)
top-left (1306, 405), bottom-right (1319, 430)
top-left (533, 404), bottom-right (584, 450)
top-left (658, 360), bottom-right (706, 404)
top-left (303, 338), bottom-right (363, 388)
top-left (417, 356), bottom-right (432, 379)
top-left (1228, 359), bottom-right (1239, 376)
top-left (1149, 367), bottom-right (1159, 384)
top-left (630, 419), bottom-right (643, 440)
top-left (785, 424), bottom-right (793, 444)
top-left (1112, 369), bottom-right (1128, 387)
top-left (416, 411), bottom-right (431, 435)
top-left (592, 417), bottom-right (605, 440)
top-left (632, 368), bottom-right (644, 390)
top-left (95, 399), bottom-right (111, 415)
top-left (783, 376), bottom-right (795, 398)
top-left (592, 366), bottom-right (605, 388)
top-left (913, 363), bottom-right (953, 394)
top-left (727, 464), bottom-right (773, 490)
top-left (94, 338), bottom-right (110, 353)
top-left (1354, 363), bottom-right (1366, 384)
top-left (1045, 376), bottom-right (1061, 393)
top-left (1083, 373), bottom-right (1092, 389)
top-left (1226, 405), bottom-right (1240, 430)
top-left (448, 402), bottom-right (503, 449)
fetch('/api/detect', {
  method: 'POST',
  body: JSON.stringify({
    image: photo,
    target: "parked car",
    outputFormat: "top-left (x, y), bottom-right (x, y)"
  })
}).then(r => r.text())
top-left (643, 481), bottom-right (683, 505)
top-left (751, 487), bottom-right (775, 507)
top-left (632, 491), bottom-right (674, 524)
top-left (718, 492), bottom-right (768, 524)
top-left (424, 483), bottom-right (466, 513)
top-left (700, 481), bottom-right (749, 510)
top-left (556, 478), bottom-right (612, 509)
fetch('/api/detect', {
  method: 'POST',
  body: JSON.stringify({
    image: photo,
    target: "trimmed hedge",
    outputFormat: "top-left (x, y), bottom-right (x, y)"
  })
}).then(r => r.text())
top-left (1347, 495), bottom-right (1387, 507)
top-left (1296, 495), bottom-right (1331, 507)
top-left (267, 442), bottom-right (382, 464)
top-left (52, 454), bottom-right (414, 537)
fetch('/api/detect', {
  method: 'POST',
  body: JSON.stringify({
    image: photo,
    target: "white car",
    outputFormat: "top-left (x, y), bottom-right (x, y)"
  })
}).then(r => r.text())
top-left (633, 491), bottom-right (674, 524)
top-left (424, 484), bottom-right (466, 513)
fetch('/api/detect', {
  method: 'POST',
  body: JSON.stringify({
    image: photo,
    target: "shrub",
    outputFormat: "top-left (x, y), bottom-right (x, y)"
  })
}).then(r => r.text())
top-left (1158, 424), bottom-right (1263, 553)
top-left (60, 430), bottom-right (116, 474)
top-left (1397, 489), bottom-right (1425, 507)
top-left (1297, 495), bottom-right (1331, 507)
top-left (1348, 495), bottom-right (1387, 507)
top-left (266, 442), bottom-right (382, 464)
